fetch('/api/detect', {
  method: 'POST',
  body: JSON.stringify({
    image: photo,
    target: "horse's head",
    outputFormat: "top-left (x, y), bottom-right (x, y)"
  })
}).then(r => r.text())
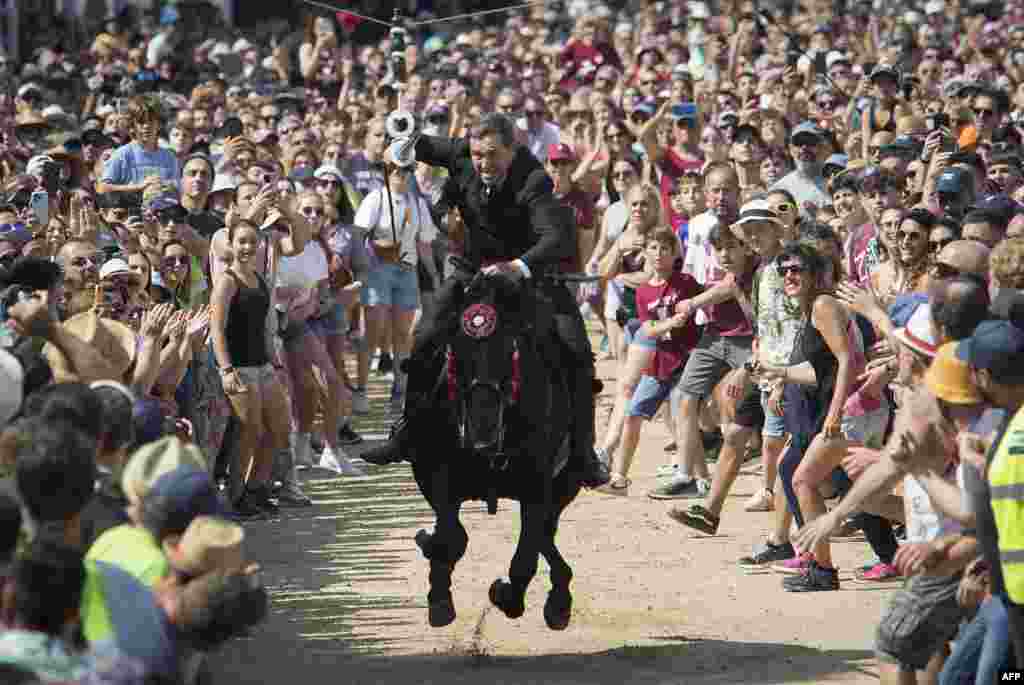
top-left (449, 274), bottom-right (528, 453)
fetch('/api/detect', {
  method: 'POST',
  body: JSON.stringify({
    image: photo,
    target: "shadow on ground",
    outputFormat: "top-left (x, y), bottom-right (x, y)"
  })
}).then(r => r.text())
top-left (209, 322), bottom-right (877, 684)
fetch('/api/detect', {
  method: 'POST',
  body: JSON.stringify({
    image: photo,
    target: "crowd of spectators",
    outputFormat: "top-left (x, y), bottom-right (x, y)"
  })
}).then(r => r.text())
top-left (4, 0), bottom-right (1024, 682)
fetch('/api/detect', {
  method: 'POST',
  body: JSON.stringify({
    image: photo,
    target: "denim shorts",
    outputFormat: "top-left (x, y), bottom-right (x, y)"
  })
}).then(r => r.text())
top-left (234, 363), bottom-right (276, 389)
top-left (760, 389), bottom-right (787, 439)
top-left (362, 262), bottom-right (419, 310)
top-left (627, 369), bottom-right (684, 419)
top-left (307, 303), bottom-right (348, 338)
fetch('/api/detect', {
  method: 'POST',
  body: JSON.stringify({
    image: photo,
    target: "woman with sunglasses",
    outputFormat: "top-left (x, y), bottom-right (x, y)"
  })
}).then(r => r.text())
top-left (754, 241), bottom-right (882, 591)
top-left (277, 191), bottom-right (363, 476)
top-left (158, 240), bottom-right (199, 310)
top-left (871, 208), bottom-right (934, 308)
top-left (587, 156), bottom-right (643, 342)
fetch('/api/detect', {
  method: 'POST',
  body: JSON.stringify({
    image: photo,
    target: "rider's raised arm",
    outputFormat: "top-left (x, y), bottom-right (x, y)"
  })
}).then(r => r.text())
top-left (415, 135), bottom-right (469, 172)
top-left (519, 171), bottom-right (576, 271)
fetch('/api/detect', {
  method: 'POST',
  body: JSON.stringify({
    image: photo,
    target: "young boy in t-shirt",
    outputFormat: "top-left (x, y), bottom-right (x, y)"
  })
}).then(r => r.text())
top-left (650, 222), bottom-right (763, 526)
top-left (669, 171), bottom-right (706, 262)
top-left (598, 229), bottom-right (701, 494)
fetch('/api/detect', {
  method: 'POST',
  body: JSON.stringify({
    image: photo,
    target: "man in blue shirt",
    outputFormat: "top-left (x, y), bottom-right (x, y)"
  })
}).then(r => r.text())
top-left (97, 95), bottom-right (180, 196)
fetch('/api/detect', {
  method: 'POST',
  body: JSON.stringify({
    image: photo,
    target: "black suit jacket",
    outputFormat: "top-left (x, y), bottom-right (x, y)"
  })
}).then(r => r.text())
top-left (415, 135), bottom-right (575, 273)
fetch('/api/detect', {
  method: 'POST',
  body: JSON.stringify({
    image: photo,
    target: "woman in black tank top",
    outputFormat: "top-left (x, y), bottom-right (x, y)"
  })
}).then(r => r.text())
top-left (211, 218), bottom-right (292, 512)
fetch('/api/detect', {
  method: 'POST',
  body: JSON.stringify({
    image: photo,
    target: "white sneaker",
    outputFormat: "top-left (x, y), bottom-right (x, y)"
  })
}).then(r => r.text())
top-left (352, 388), bottom-right (370, 415)
top-left (696, 478), bottom-right (712, 497)
top-left (744, 488), bottom-right (774, 512)
top-left (318, 446), bottom-right (367, 477)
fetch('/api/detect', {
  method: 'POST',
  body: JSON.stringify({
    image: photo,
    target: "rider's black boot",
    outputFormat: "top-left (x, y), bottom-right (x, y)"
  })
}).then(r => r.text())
top-left (361, 352), bottom-right (442, 466)
top-left (570, 365), bottom-right (611, 488)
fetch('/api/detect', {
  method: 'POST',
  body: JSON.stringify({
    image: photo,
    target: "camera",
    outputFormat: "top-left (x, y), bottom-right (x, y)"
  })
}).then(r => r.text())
top-left (926, 112), bottom-right (949, 132)
top-left (614, 306), bottom-right (631, 328)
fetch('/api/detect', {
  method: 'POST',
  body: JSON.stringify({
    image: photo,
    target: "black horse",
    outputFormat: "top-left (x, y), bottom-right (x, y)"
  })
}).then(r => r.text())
top-left (408, 260), bottom-right (595, 631)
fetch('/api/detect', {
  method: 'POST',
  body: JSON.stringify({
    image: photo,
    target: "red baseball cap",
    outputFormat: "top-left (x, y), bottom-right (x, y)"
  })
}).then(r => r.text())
top-left (547, 143), bottom-right (576, 162)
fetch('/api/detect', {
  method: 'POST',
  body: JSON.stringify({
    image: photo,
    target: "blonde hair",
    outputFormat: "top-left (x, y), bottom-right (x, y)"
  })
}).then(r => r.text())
top-left (626, 183), bottom-right (667, 232)
top-left (990, 237), bottom-right (1024, 290)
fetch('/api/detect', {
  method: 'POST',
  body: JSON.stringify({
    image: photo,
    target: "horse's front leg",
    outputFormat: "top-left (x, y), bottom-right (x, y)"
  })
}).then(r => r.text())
top-left (490, 465), bottom-right (551, 620)
top-left (413, 463), bottom-right (467, 628)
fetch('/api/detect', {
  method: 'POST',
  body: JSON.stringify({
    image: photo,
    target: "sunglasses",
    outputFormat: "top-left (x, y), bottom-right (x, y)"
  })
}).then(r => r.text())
top-left (300, 207), bottom-right (326, 218)
top-left (931, 260), bottom-right (961, 279)
top-left (612, 169), bottom-right (638, 179)
top-left (776, 262), bottom-right (806, 277)
top-left (930, 237), bottom-right (955, 252)
top-left (158, 209), bottom-right (187, 225)
top-left (162, 256), bottom-right (190, 268)
top-left (607, 131), bottom-right (627, 139)
top-left (318, 178), bottom-right (342, 188)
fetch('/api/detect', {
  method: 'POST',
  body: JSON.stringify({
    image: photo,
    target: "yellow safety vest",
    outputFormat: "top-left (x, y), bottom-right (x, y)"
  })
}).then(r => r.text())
top-left (989, 404), bottom-right (1024, 604)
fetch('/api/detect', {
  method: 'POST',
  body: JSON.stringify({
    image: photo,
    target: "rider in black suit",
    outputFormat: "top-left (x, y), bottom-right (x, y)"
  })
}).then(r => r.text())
top-left (362, 114), bottom-right (610, 488)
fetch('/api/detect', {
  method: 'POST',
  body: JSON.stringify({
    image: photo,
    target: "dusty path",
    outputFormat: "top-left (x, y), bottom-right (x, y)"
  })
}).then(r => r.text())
top-left (211, 344), bottom-right (898, 684)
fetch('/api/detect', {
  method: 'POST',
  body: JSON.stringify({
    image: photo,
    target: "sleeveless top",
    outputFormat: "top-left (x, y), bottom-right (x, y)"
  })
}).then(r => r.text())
top-left (225, 270), bottom-right (270, 368)
top-left (618, 249), bottom-right (646, 320)
top-left (783, 316), bottom-right (836, 439)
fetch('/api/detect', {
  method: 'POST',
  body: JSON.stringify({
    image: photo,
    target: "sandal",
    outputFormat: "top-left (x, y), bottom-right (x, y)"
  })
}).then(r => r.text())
top-left (667, 504), bottom-right (720, 535)
top-left (596, 473), bottom-right (630, 496)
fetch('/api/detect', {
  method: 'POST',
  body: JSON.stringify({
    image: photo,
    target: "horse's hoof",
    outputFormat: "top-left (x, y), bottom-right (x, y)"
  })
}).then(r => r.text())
top-left (488, 579), bottom-right (525, 619)
top-left (544, 588), bottom-right (573, 631)
top-left (428, 597), bottom-right (456, 627)
top-left (414, 529), bottom-right (433, 557)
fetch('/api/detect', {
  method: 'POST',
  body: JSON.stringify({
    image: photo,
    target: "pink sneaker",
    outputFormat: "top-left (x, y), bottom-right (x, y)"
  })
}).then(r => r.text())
top-left (772, 552), bottom-right (813, 575)
top-left (855, 562), bottom-right (901, 582)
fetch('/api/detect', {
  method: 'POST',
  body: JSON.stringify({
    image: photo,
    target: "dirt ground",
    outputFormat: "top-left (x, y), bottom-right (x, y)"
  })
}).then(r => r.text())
top-left (211, 348), bottom-right (899, 685)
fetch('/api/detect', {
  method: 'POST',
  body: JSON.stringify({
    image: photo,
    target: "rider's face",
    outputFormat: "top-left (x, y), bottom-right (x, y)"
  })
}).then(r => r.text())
top-left (470, 133), bottom-right (515, 187)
